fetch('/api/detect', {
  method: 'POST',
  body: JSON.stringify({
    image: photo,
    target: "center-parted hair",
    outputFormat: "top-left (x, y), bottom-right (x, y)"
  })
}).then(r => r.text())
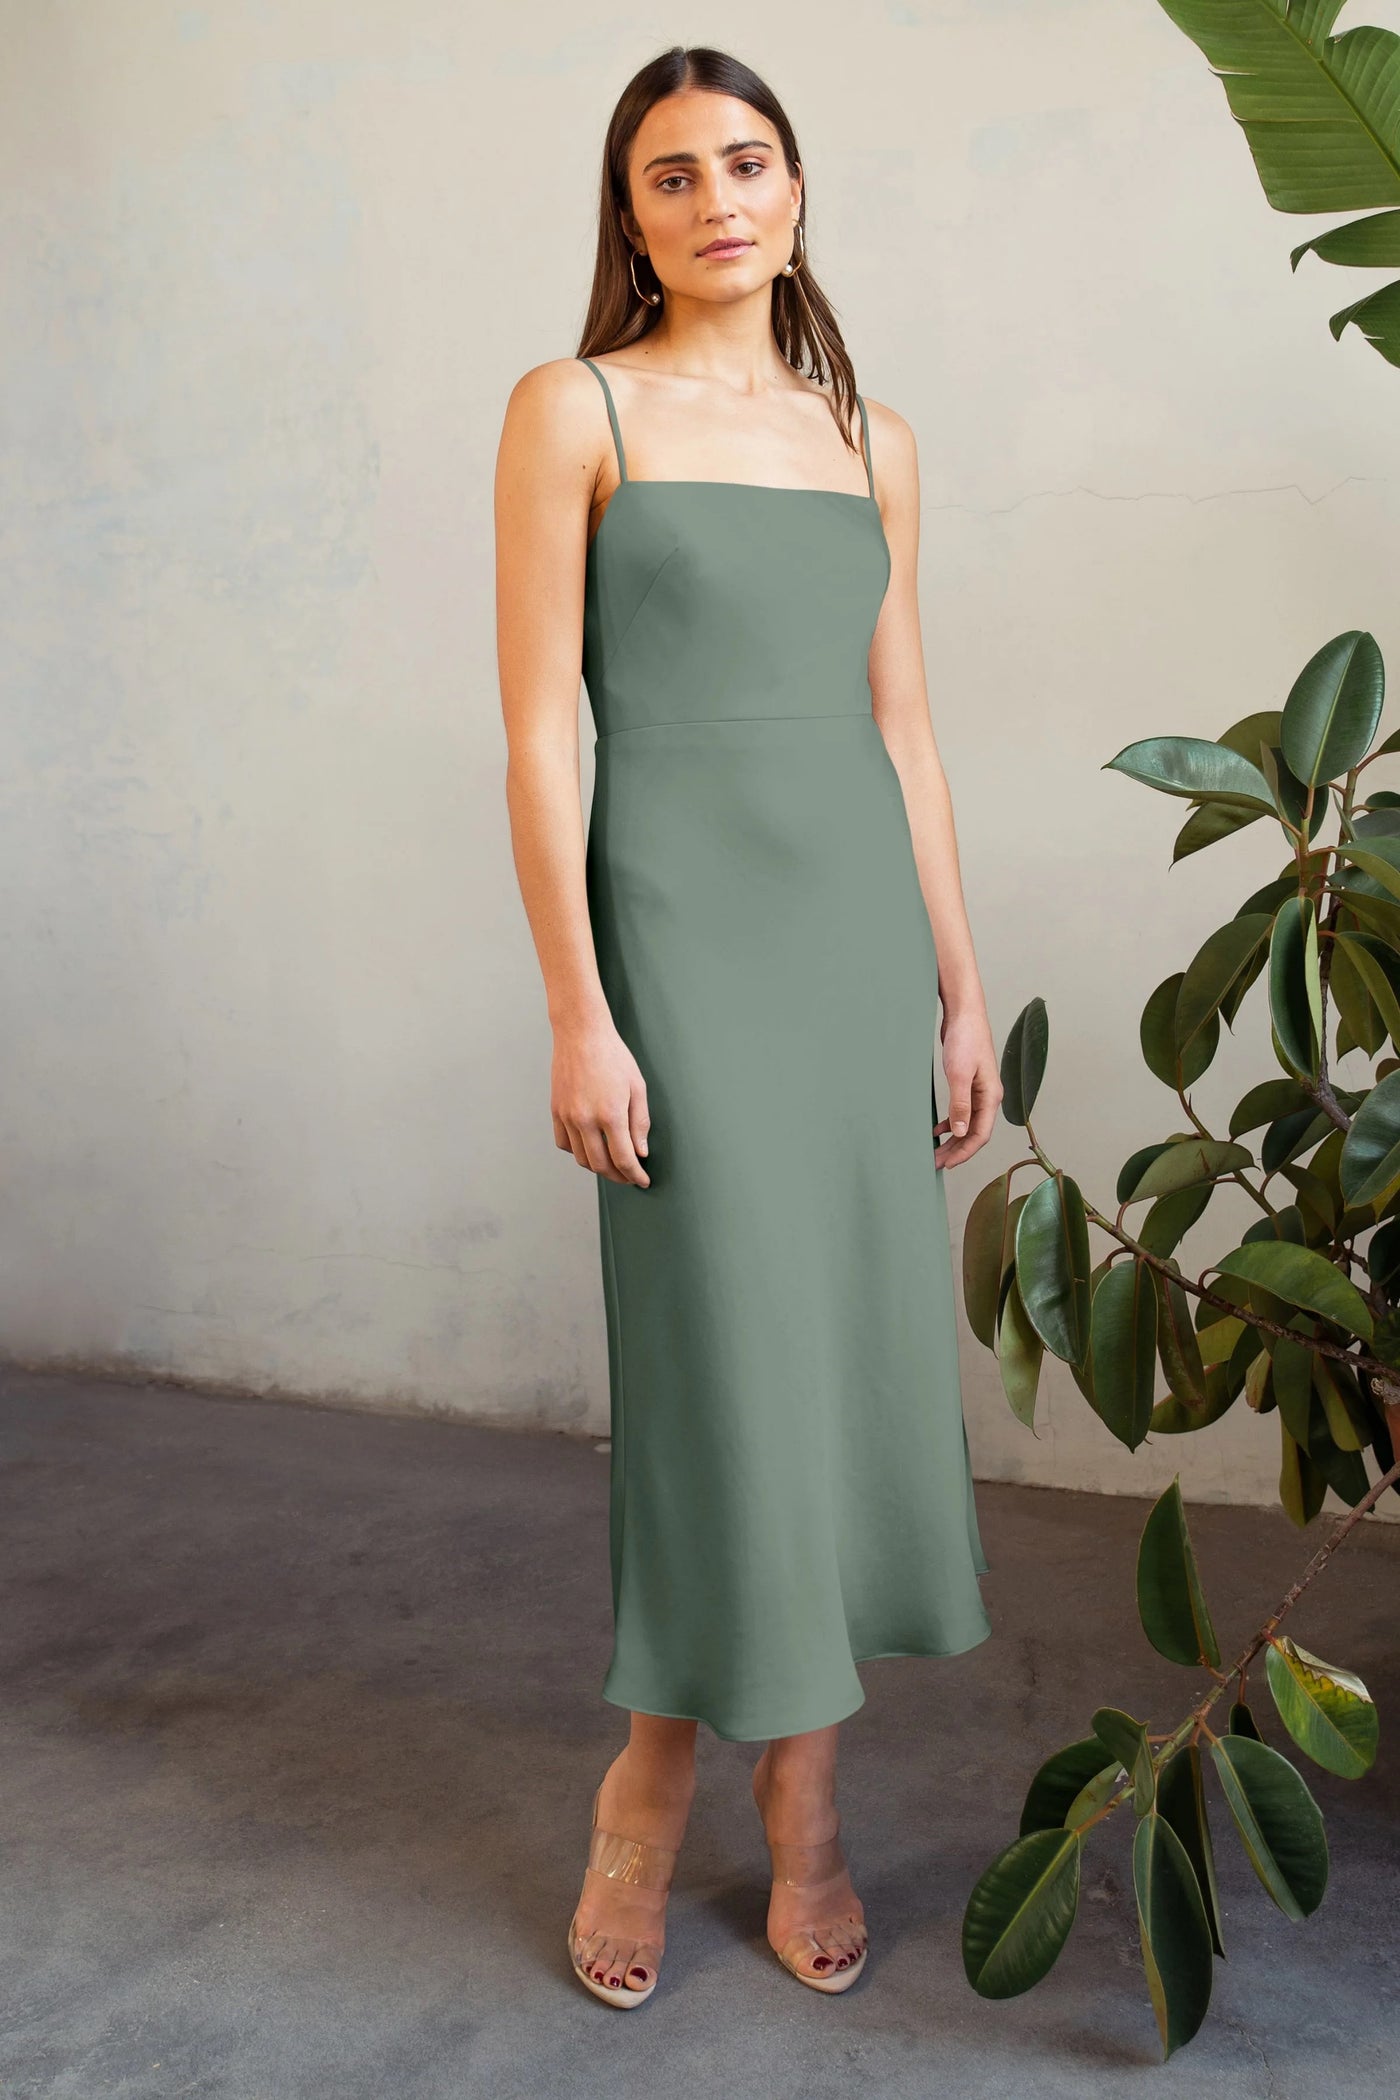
top-left (577, 44), bottom-right (862, 451)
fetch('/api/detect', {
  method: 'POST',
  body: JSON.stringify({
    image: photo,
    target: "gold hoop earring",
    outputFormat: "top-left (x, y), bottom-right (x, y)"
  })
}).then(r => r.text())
top-left (629, 247), bottom-right (662, 306)
top-left (780, 221), bottom-right (805, 278)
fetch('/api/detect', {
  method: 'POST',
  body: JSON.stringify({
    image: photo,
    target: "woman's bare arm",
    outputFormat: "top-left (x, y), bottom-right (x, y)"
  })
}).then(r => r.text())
top-left (495, 358), bottom-right (651, 1187)
top-left (864, 401), bottom-right (1002, 1167)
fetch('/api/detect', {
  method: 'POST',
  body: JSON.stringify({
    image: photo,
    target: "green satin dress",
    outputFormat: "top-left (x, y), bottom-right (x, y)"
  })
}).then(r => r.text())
top-left (579, 355), bottom-right (991, 1742)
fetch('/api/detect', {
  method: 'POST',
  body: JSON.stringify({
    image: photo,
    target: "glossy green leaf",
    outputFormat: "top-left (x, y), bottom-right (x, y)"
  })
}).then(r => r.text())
top-left (1000, 999), bottom-right (1048, 1127)
top-left (1141, 974), bottom-right (1218, 1090)
top-left (1158, 1743), bottom-right (1225, 1958)
top-left (1338, 836), bottom-right (1400, 906)
top-left (1293, 207), bottom-right (1400, 269)
top-left (1088, 1259), bottom-right (1158, 1451)
top-left (1279, 632), bottom-right (1386, 787)
top-left (1019, 1737), bottom-right (1121, 1837)
top-left (1313, 1355), bottom-right (1369, 1452)
top-left (1172, 799), bottom-right (1261, 862)
top-left (1198, 1313), bottom-right (1245, 1364)
top-left (1265, 1635), bottom-right (1379, 1780)
top-left (1245, 1346), bottom-right (1275, 1414)
top-left (1339, 1068), bottom-right (1400, 1207)
top-left (1230, 1077), bottom-right (1316, 1138)
top-left (964, 1172), bottom-right (1020, 1350)
top-left (1208, 1734), bottom-right (1329, 1922)
top-left (997, 1271), bottom-right (1043, 1432)
top-left (1104, 735), bottom-right (1274, 810)
top-left (1178, 915), bottom-right (1274, 1056)
top-left (1152, 0), bottom-right (1400, 216)
top-left (1327, 933), bottom-right (1386, 1057)
top-left (1330, 883), bottom-right (1400, 952)
top-left (1369, 1215), bottom-right (1400, 1294)
top-left (1015, 1173), bottom-right (1094, 1368)
top-left (1190, 0), bottom-right (1400, 372)
top-left (1268, 896), bottom-right (1322, 1081)
top-left (1335, 931), bottom-right (1400, 1049)
top-left (1093, 1707), bottom-right (1156, 1817)
top-left (1277, 1159), bottom-right (1339, 1239)
top-left (1330, 279), bottom-right (1400, 364)
top-left (1137, 1181), bottom-right (1214, 1259)
top-left (1123, 1137), bottom-right (1253, 1202)
top-left (1271, 1334), bottom-right (1316, 1447)
top-left (962, 1827), bottom-right (1082, 1998)
top-left (1118, 1141), bottom-right (1172, 1203)
top-left (1304, 1395), bottom-right (1372, 1506)
top-left (1261, 1107), bottom-right (1330, 1179)
top-left (1221, 709), bottom-right (1285, 760)
top-left (1280, 1420), bottom-right (1328, 1528)
top-left (1215, 1241), bottom-right (1373, 1342)
top-left (1153, 1263), bottom-right (1210, 1412)
top-left (1150, 1360), bottom-right (1242, 1435)
top-left (1229, 1699), bottom-right (1263, 1741)
top-left (1137, 1477), bottom-right (1222, 1669)
top-left (1065, 1760), bottom-right (1129, 1831)
top-left (1133, 1808), bottom-right (1214, 2060)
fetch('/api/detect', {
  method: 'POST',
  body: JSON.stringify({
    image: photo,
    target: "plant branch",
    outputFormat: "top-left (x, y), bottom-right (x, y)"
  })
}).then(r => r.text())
top-left (1018, 1128), bottom-right (1385, 1380)
top-left (1074, 1449), bottom-right (1400, 1834)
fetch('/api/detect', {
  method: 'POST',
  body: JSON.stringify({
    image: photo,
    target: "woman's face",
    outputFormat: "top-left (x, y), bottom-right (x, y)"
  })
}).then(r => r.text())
top-left (621, 90), bottom-right (802, 304)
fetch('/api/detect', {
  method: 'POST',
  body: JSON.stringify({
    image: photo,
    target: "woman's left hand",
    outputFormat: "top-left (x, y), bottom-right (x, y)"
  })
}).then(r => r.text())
top-left (934, 1003), bottom-right (1003, 1168)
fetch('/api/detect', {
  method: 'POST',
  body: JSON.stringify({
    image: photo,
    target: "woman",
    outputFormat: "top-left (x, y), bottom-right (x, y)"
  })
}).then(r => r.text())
top-left (495, 45), bottom-right (1001, 2007)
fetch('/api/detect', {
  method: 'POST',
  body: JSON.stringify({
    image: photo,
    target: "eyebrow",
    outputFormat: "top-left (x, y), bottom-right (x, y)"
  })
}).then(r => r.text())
top-left (639, 137), bottom-right (775, 174)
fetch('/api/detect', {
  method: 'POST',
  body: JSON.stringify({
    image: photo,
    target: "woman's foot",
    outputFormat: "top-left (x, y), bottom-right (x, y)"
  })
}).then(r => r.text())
top-left (752, 1741), bottom-right (867, 1985)
top-left (570, 1736), bottom-right (696, 1998)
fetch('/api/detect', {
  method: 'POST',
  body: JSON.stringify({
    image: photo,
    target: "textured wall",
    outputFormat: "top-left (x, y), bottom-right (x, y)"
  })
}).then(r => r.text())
top-left (4, 1), bottom-right (1399, 1522)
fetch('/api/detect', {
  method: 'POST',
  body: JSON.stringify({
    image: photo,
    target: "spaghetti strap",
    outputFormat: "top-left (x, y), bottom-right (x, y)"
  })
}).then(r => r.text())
top-left (855, 393), bottom-right (875, 499)
top-left (579, 356), bottom-right (629, 483)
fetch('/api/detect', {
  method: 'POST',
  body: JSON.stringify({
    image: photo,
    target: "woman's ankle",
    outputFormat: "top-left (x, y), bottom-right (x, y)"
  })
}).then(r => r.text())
top-left (600, 1740), bottom-right (696, 1827)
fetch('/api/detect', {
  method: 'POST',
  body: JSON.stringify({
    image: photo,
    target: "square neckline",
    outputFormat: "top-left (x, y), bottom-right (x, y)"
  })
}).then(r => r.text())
top-left (587, 476), bottom-right (883, 559)
top-left (579, 356), bottom-right (881, 556)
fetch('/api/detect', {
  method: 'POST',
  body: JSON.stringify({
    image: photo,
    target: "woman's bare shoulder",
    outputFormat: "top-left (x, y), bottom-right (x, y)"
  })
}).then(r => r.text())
top-left (502, 356), bottom-right (610, 455)
top-left (505, 354), bottom-right (604, 409)
top-left (858, 394), bottom-right (919, 500)
top-left (859, 393), bottom-right (915, 456)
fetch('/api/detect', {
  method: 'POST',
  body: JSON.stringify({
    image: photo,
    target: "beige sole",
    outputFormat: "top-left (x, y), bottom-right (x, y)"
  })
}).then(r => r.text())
top-left (777, 1941), bottom-right (868, 1993)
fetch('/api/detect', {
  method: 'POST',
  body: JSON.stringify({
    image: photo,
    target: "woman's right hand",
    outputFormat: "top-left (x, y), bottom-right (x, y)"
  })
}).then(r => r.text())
top-left (551, 1018), bottom-right (652, 1187)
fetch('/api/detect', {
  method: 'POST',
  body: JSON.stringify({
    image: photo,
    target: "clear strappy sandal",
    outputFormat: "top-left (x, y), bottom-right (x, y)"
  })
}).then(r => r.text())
top-left (566, 1780), bottom-right (681, 2009)
top-left (764, 1822), bottom-right (869, 1993)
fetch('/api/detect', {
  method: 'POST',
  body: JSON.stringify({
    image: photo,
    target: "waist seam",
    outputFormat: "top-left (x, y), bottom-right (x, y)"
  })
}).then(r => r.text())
top-left (595, 707), bottom-right (874, 741)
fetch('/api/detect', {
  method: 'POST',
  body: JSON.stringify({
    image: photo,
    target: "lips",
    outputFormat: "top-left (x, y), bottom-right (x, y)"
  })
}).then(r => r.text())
top-left (698, 239), bottom-right (753, 258)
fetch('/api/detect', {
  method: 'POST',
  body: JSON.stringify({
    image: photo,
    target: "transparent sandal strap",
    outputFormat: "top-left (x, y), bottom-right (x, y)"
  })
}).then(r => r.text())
top-left (766, 1829), bottom-right (846, 1887)
top-left (777, 1923), bottom-right (862, 1968)
top-left (587, 1824), bottom-right (678, 1890)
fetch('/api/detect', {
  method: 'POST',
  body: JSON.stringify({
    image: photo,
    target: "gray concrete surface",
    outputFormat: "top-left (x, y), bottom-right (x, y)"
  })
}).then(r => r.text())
top-left (1, 1366), bottom-right (1397, 2099)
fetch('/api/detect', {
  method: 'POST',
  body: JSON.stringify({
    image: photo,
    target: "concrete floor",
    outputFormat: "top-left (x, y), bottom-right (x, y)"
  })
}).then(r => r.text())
top-left (1, 1367), bottom-right (1397, 2100)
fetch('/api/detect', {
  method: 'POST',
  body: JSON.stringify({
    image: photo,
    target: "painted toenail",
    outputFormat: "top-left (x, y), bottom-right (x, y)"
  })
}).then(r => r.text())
top-left (629, 1967), bottom-right (647, 1981)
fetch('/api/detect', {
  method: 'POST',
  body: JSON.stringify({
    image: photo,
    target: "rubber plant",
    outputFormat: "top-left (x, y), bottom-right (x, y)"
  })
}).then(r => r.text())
top-left (1151, 0), bottom-right (1400, 368)
top-left (959, 631), bottom-right (1400, 2056)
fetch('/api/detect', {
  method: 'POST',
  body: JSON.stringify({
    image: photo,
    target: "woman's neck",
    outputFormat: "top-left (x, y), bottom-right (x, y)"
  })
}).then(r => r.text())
top-left (627, 292), bottom-right (801, 395)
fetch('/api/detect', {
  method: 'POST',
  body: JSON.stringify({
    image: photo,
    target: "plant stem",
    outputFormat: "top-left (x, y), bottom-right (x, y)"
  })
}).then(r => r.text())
top-left (1019, 1125), bottom-right (1382, 1379)
top-left (1075, 1450), bottom-right (1400, 1833)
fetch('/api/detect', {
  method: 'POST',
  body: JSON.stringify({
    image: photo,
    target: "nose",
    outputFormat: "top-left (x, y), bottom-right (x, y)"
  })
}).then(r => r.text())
top-left (697, 173), bottom-right (737, 220)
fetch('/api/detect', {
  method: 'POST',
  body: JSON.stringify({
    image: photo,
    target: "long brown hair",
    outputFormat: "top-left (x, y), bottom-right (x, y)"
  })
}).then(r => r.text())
top-left (577, 46), bottom-right (861, 452)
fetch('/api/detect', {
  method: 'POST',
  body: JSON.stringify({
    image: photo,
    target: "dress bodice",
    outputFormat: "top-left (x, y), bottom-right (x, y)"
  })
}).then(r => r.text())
top-left (582, 481), bottom-right (890, 740)
top-left (575, 357), bottom-right (890, 741)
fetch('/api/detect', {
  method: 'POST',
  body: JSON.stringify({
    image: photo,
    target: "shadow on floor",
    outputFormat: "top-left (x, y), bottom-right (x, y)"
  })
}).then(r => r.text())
top-left (2, 1366), bottom-right (1397, 2099)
